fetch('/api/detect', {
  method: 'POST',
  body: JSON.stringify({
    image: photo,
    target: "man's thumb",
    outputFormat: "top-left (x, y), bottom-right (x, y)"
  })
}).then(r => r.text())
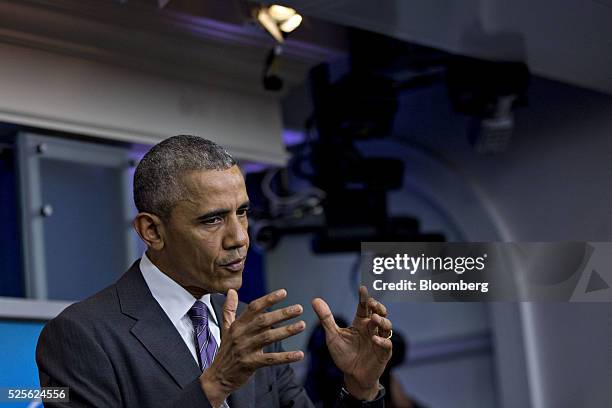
top-left (222, 289), bottom-right (238, 332)
top-left (312, 298), bottom-right (338, 336)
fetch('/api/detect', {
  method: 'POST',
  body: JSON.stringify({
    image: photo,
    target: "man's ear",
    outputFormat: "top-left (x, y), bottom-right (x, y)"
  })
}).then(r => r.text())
top-left (133, 212), bottom-right (166, 251)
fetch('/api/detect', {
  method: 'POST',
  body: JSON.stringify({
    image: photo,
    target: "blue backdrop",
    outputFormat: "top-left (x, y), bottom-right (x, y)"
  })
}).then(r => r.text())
top-left (0, 320), bottom-right (44, 407)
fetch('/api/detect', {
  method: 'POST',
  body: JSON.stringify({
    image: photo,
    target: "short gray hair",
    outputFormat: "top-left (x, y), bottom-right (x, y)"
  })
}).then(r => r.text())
top-left (134, 135), bottom-right (236, 219)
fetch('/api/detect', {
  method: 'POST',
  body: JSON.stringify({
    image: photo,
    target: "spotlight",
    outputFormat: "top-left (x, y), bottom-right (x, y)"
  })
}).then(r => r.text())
top-left (256, 4), bottom-right (303, 43)
top-left (279, 14), bottom-right (302, 33)
top-left (268, 5), bottom-right (296, 21)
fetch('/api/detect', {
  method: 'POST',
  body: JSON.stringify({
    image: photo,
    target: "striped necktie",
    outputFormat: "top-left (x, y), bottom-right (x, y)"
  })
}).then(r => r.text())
top-left (187, 300), bottom-right (218, 371)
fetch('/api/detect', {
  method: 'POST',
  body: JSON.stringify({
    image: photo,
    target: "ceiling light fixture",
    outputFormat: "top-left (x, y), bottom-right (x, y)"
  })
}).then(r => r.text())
top-left (254, 4), bottom-right (303, 91)
top-left (256, 4), bottom-right (303, 43)
top-left (268, 5), bottom-right (296, 21)
top-left (280, 14), bottom-right (302, 33)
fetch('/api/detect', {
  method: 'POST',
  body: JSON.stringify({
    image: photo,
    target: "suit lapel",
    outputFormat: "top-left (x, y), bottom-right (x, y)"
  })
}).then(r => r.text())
top-left (117, 266), bottom-right (256, 407)
top-left (211, 294), bottom-right (255, 408)
top-left (116, 262), bottom-right (201, 389)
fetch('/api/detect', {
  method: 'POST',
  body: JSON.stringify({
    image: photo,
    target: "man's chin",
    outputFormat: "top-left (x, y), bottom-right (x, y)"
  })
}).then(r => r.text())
top-left (217, 277), bottom-right (243, 294)
top-left (184, 274), bottom-right (242, 296)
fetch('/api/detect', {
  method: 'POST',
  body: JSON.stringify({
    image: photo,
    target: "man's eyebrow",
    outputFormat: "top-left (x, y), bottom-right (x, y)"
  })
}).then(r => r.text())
top-left (195, 201), bottom-right (250, 221)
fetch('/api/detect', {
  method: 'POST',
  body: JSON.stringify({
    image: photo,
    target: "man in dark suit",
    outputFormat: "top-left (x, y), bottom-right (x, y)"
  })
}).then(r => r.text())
top-left (36, 135), bottom-right (394, 407)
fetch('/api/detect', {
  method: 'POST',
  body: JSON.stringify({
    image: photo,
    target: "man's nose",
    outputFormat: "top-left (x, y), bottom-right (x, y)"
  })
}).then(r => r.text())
top-left (223, 216), bottom-right (248, 250)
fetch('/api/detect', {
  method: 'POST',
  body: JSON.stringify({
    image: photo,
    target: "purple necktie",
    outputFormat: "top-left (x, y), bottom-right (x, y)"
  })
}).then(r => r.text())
top-left (187, 300), bottom-right (218, 371)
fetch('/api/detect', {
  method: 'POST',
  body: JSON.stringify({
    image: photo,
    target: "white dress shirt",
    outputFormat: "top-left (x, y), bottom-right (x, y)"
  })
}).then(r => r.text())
top-left (139, 252), bottom-right (222, 366)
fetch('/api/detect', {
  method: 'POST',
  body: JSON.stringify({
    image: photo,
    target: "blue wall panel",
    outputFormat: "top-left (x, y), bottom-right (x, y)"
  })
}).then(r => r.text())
top-left (0, 321), bottom-right (44, 407)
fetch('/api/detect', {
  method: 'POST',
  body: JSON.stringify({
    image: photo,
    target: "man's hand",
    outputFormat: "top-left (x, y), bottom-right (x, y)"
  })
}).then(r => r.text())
top-left (312, 286), bottom-right (392, 401)
top-left (200, 289), bottom-right (305, 407)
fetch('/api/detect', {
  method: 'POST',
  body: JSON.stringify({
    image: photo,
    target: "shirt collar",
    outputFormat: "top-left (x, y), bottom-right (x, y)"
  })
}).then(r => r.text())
top-left (139, 252), bottom-right (218, 326)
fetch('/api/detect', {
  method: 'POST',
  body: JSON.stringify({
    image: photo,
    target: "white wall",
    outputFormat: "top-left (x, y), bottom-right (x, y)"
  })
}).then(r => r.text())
top-left (266, 76), bottom-right (612, 408)
top-left (388, 77), bottom-right (612, 408)
top-left (453, 79), bottom-right (612, 408)
top-left (0, 43), bottom-right (288, 164)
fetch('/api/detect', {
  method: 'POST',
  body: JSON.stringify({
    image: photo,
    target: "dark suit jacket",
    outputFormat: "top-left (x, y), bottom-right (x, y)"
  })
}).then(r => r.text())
top-left (37, 261), bottom-right (384, 407)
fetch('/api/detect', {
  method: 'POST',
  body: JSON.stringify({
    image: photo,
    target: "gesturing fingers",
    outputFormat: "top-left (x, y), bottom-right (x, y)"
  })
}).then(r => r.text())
top-left (256, 351), bottom-right (304, 368)
top-left (371, 335), bottom-right (393, 353)
top-left (367, 297), bottom-right (387, 318)
top-left (222, 289), bottom-right (238, 333)
top-left (246, 304), bottom-right (303, 334)
top-left (209, 289), bottom-right (306, 398)
top-left (251, 321), bottom-right (306, 348)
top-left (311, 298), bottom-right (339, 338)
top-left (355, 286), bottom-right (370, 319)
top-left (241, 289), bottom-right (287, 321)
top-left (367, 313), bottom-right (393, 358)
top-left (367, 313), bottom-right (393, 338)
